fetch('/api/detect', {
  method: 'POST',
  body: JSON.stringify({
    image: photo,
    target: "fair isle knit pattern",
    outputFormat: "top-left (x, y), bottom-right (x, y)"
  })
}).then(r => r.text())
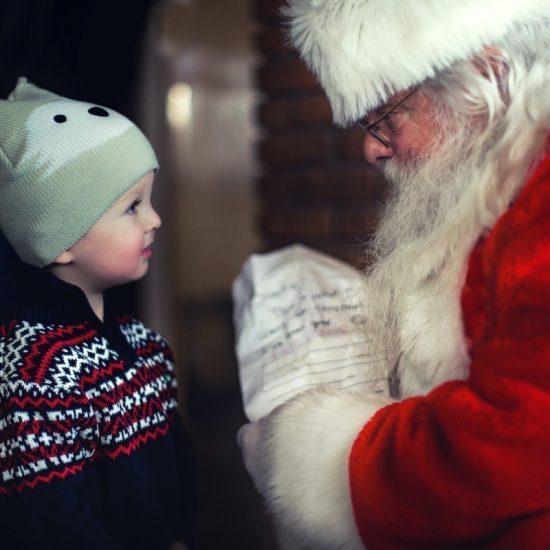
top-left (0, 316), bottom-right (178, 494)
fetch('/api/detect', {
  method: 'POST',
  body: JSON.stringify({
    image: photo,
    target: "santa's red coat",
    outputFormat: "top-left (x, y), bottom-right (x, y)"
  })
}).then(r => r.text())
top-left (350, 150), bottom-right (550, 547)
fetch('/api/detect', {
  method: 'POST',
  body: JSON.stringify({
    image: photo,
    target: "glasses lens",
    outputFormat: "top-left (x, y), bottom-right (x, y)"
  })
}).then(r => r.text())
top-left (359, 88), bottom-right (416, 148)
top-left (356, 120), bottom-right (390, 147)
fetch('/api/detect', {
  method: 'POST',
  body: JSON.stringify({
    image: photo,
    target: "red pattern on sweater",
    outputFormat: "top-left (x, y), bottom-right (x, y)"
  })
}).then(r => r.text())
top-left (0, 317), bottom-right (179, 495)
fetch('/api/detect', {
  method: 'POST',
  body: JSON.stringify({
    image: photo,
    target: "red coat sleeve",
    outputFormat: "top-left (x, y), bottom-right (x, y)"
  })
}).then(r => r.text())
top-left (349, 153), bottom-right (550, 549)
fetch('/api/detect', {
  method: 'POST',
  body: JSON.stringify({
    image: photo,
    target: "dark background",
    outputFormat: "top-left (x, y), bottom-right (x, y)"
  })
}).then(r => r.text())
top-left (0, 0), bottom-right (155, 103)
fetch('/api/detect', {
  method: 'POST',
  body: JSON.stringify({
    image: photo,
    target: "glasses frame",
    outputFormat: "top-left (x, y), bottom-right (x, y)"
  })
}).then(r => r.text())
top-left (357, 88), bottom-right (417, 148)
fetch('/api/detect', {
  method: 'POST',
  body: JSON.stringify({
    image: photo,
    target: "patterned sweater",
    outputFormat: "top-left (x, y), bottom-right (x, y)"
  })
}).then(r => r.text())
top-left (0, 262), bottom-right (195, 549)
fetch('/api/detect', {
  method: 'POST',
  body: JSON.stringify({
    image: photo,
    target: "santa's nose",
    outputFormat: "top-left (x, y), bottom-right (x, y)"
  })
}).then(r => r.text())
top-left (363, 133), bottom-right (393, 164)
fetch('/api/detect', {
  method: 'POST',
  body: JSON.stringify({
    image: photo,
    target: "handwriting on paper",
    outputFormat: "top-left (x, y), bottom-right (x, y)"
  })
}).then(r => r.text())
top-left (232, 244), bottom-right (389, 421)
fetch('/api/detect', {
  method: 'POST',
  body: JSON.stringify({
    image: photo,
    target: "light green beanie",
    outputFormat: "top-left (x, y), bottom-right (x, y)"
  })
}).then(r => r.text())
top-left (0, 77), bottom-right (159, 267)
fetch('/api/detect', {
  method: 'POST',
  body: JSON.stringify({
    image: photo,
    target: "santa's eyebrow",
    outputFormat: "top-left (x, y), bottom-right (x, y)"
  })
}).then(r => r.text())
top-left (374, 98), bottom-right (404, 115)
top-left (368, 89), bottom-right (416, 121)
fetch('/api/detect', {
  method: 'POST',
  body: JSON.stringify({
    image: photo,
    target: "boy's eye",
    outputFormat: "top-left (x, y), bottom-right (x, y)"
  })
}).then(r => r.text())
top-left (127, 200), bottom-right (141, 214)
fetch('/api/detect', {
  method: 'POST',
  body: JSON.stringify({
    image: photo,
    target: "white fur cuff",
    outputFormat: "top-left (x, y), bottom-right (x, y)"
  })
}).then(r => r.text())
top-left (262, 386), bottom-right (393, 549)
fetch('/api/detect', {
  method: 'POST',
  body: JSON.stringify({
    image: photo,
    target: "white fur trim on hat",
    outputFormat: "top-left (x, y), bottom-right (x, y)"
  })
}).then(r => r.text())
top-left (283, 0), bottom-right (550, 125)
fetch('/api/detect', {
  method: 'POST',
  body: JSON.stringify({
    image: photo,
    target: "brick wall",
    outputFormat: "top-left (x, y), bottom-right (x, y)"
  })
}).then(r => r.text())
top-left (254, 0), bottom-right (386, 268)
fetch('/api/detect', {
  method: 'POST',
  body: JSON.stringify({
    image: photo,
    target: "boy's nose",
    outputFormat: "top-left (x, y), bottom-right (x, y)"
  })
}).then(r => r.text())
top-left (147, 207), bottom-right (162, 232)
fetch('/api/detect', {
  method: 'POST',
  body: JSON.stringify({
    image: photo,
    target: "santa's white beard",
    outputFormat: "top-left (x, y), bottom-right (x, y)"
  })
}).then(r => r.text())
top-left (374, 122), bottom-right (473, 260)
top-left (364, 116), bottom-right (483, 395)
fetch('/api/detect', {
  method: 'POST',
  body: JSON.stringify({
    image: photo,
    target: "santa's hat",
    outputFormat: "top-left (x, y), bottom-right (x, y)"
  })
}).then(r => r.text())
top-left (283, 0), bottom-right (550, 125)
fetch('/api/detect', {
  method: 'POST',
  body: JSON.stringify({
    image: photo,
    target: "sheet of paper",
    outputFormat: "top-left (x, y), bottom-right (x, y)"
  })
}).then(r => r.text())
top-left (232, 244), bottom-right (389, 421)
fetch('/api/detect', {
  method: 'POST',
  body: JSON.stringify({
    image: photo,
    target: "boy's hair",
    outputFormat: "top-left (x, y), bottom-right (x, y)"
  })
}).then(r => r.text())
top-left (0, 77), bottom-right (159, 267)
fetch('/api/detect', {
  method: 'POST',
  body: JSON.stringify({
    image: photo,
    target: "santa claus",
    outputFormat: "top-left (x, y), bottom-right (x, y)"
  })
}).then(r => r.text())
top-left (238, 1), bottom-right (550, 548)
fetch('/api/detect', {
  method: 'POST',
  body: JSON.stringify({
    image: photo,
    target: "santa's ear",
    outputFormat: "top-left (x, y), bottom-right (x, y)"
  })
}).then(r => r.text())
top-left (52, 250), bottom-right (74, 265)
top-left (473, 46), bottom-right (509, 85)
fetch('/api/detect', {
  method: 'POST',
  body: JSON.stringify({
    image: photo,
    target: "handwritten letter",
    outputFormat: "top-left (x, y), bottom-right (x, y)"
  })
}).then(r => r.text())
top-left (232, 245), bottom-right (389, 421)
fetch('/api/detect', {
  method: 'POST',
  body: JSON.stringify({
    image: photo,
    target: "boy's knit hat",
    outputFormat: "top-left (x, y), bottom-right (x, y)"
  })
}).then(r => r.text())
top-left (0, 77), bottom-right (159, 267)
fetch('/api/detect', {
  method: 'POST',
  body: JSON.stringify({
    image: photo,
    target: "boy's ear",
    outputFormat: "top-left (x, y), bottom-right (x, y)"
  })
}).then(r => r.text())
top-left (53, 250), bottom-right (74, 265)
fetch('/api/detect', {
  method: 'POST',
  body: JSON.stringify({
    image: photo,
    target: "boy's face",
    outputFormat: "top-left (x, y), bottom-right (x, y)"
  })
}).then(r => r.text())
top-left (60, 170), bottom-right (161, 293)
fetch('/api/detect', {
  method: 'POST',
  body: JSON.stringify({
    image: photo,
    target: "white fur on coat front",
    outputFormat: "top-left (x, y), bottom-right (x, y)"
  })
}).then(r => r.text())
top-left (257, 386), bottom-right (394, 549)
top-left (397, 266), bottom-right (470, 397)
top-left (283, 0), bottom-right (550, 124)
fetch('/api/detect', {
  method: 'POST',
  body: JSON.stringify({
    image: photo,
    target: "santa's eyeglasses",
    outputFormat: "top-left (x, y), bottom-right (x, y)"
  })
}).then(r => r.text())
top-left (356, 88), bottom-right (417, 148)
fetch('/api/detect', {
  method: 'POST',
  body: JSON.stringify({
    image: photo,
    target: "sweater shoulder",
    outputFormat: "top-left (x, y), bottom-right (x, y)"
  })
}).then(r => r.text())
top-left (0, 317), bottom-right (116, 392)
top-left (117, 316), bottom-right (174, 362)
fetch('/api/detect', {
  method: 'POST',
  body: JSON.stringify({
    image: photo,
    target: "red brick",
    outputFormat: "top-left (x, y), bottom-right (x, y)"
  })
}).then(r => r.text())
top-left (331, 208), bottom-right (380, 238)
top-left (260, 96), bottom-right (332, 128)
top-left (260, 134), bottom-right (327, 164)
top-left (300, 168), bottom-right (385, 202)
top-left (261, 239), bottom-right (372, 270)
top-left (252, 0), bottom-right (385, 265)
top-left (337, 128), bottom-right (367, 161)
top-left (307, 242), bottom-right (370, 270)
top-left (255, 0), bottom-right (285, 20)
top-left (257, 60), bottom-right (320, 93)
top-left (256, 28), bottom-right (291, 56)
top-left (261, 208), bottom-right (332, 238)
top-left (260, 205), bottom-right (380, 240)
top-left (259, 168), bottom-right (386, 203)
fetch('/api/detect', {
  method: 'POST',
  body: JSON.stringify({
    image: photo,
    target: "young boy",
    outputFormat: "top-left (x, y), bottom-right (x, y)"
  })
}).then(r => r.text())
top-left (0, 78), bottom-right (195, 550)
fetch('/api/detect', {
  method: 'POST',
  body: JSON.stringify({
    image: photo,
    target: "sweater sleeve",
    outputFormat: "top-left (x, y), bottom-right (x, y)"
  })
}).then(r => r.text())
top-left (350, 158), bottom-right (550, 547)
top-left (0, 324), bottom-right (124, 550)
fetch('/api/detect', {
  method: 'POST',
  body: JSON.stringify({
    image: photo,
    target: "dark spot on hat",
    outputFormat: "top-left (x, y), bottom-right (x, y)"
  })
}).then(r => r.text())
top-left (54, 114), bottom-right (67, 123)
top-left (88, 106), bottom-right (109, 117)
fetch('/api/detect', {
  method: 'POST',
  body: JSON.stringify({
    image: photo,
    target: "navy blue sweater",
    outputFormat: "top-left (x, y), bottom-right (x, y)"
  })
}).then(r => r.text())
top-left (0, 262), bottom-right (195, 549)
